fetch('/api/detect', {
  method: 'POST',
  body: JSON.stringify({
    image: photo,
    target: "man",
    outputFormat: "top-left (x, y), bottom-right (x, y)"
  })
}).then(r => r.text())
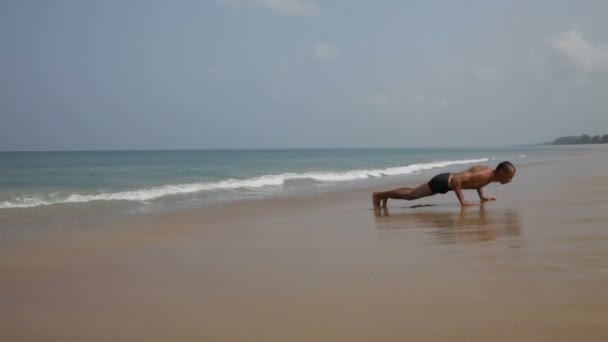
top-left (372, 161), bottom-right (516, 208)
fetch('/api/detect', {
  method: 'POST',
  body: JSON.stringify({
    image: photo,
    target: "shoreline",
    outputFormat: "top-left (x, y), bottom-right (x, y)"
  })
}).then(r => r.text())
top-left (1, 148), bottom-right (608, 341)
top-left (0, 145), bottom-right (582, 240)
top-left (1, 145), bottom-right (580, 229)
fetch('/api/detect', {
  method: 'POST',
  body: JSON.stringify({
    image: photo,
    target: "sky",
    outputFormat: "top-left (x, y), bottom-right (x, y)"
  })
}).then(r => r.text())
top-left (1, 0), bottom-right (608, 150)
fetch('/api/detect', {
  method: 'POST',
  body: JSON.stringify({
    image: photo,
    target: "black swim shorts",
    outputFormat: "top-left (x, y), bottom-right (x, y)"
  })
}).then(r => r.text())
top-left (428, 173), bottom-right (452, 194)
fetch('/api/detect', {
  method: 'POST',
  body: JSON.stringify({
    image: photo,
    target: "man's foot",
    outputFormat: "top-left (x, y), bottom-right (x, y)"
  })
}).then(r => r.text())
top-left (372, 192), bottom-right (381, 208)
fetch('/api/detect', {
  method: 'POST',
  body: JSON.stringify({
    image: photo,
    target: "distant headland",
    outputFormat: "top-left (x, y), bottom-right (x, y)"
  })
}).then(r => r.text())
top-left (553, 134), bottom-right (608, 145)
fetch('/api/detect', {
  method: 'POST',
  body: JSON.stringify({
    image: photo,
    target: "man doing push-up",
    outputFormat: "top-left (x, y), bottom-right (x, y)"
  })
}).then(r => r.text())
top-left (372, 161), bottom-right (516, 208)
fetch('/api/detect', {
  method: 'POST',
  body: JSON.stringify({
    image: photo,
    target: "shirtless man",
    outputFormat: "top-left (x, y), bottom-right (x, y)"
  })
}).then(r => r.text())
top-left (372, 161), bottom-right (516, 208)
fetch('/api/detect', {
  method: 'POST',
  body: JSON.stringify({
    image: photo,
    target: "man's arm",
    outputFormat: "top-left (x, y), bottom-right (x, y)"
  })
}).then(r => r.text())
top-left (452, 177), bottom-right (479, 206)
top-left (476, 187), bottom-right (496, 202)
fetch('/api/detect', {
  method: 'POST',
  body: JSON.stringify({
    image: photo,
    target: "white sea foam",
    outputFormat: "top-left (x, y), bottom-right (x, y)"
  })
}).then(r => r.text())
top-left (0, 158), bottom-right (488, 209)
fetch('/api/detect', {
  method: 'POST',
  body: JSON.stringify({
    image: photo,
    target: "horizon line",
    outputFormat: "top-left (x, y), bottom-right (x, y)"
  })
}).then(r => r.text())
top-left (0, 144), bottom-right (545, 153)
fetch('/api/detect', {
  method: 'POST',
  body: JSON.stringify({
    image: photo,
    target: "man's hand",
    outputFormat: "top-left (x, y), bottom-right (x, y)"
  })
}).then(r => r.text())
top-left (477, 188), bottom-right (495, 202)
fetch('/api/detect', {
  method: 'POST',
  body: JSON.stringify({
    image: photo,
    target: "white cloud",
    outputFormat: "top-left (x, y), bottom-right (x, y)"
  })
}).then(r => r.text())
top-left (551, 29), bottom-right (608, 72)
top-left (267, 89), bottom-right (281, 99)
top-left (218, 0), bottom-right (319, 16)
top-left (573, 73), bottom-right (592, 87)
top-left (208, 66), bottom-right (219, 75)
top-left (408, 93), bottom-right (427, 104)
top-left (314, 42), bottom-right (340, 62)
top-left (268, 61), bottom-right (292, 74)
top-left (370, 93), bottom-right (390, 107)
top-left (207, 66), bottom-right (236, 78)
top-left (407, 93), bottom-right (450, 107)
top-left (474, 66), bottom-right (501, 81)
top-left (434, 99), bottom-right (452, 108)
top-left (278, 61), bottom-right (291, 73)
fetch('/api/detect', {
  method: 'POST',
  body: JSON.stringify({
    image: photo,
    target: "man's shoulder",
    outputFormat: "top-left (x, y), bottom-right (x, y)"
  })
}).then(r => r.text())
top-left (469, 165), bottom-right (492, 172)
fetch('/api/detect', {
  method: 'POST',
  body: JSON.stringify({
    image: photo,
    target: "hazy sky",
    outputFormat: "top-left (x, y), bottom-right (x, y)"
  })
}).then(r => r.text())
top-left (1, 0), bottom-right (608, 150)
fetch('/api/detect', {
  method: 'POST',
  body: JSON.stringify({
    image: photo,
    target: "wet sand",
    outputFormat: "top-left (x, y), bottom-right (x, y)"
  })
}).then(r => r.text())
top-left (2, 149), bottom-right (608, 341)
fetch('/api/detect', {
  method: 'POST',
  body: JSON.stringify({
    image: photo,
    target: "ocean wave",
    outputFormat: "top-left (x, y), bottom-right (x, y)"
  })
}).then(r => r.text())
top-left (0, 158), bottom-right (488, 209)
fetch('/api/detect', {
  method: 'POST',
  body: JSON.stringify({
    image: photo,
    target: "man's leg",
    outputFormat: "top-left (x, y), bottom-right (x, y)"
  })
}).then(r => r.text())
top-left (381, 187), bottom-right (411, 207)
top-left (373, 183), bottom-right (434, 208)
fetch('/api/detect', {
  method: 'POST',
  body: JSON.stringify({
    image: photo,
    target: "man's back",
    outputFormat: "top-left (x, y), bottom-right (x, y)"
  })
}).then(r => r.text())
top-left (451, 165), bottom-right (494, 190)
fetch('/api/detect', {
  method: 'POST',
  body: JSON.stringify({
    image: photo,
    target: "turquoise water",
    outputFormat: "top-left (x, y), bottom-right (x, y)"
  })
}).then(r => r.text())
top-left (0, 147), bottom-right (552, 232)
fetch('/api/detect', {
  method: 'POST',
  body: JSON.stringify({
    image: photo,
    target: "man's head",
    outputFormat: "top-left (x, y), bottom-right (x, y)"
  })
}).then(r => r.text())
top-left (494, 161), bottom-right (516, 184)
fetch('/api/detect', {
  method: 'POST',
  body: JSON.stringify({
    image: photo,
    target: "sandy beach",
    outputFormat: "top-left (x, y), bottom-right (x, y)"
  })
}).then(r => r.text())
top-left (2, 148), bottom-right (608, 341)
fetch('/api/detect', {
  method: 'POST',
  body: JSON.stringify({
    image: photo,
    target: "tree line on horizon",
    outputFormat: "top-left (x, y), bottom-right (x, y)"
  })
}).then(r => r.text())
top-left (553, 134), bottom-right (608, 145)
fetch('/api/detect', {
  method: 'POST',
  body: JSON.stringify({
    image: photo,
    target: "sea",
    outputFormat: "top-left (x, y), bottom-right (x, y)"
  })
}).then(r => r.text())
top-left (0, 147), bottom-right (564, 235)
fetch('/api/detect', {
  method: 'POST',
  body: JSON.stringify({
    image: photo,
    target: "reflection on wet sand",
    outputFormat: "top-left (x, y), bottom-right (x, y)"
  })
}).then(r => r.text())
top-left (374, 204), bottom-right (522, 244)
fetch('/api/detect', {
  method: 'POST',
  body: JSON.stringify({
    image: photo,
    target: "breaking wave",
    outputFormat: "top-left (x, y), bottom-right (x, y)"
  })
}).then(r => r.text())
top-left (0, 158), bottom-right (488, 209)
